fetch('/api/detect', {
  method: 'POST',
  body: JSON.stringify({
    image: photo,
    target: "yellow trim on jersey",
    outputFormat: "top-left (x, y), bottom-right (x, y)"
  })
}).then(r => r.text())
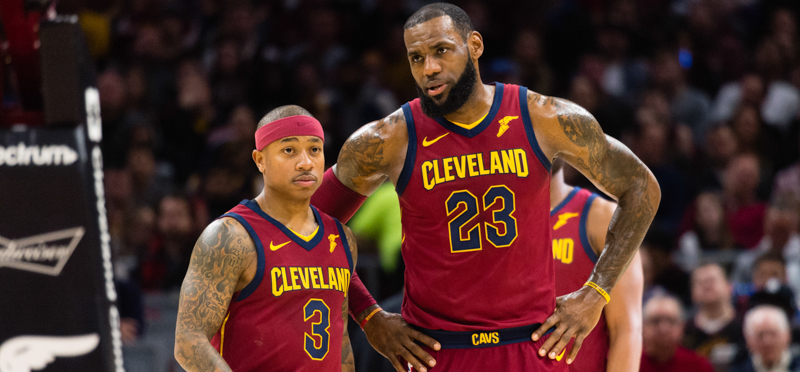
top-left (219, 312), bottom-right (231, 357)
top-left (288, 225), bottom-right (319, 242)
top-left (450, 112), bottom-right (488, 130)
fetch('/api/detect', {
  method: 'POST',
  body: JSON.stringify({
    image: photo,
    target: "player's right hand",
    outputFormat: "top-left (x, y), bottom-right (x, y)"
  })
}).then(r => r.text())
top-left (362, 310), bottom-right (441, 372)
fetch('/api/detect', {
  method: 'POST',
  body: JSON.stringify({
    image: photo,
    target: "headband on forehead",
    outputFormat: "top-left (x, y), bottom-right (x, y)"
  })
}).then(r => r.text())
top-left (255, 115), bottom-right (325, 150)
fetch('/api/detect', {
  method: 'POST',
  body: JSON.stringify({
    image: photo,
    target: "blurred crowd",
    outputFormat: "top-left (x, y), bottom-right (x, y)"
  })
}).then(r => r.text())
top-left (6, 0), bottom-right (800, 370)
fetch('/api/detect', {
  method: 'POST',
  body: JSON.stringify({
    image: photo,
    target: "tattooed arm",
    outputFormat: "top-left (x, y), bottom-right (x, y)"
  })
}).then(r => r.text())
top-left (340, 225), bottom-right (358, 372)
top-left (333, 108), bottom-right (410, 195)
top-left (174, 218), bottom-right (256, 372)
top-left (527, 93), bottom-right (660, 363)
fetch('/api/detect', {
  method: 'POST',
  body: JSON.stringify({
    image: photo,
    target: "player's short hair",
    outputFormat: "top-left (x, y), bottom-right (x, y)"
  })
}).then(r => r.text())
top-left (258, 105), bottom-right (314, 130)
top-left (404, 3), bottom-right (475, 42)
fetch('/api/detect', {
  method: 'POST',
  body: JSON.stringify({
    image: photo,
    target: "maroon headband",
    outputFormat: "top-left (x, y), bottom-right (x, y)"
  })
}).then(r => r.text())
top-left (255, 115), bottom-right (325, 150)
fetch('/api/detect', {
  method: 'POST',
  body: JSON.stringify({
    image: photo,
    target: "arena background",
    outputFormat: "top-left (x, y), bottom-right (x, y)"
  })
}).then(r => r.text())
top-left (2, 0), bottom-right (800, 371)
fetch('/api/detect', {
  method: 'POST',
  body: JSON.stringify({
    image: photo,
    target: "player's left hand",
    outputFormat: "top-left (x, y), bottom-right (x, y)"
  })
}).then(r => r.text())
top-left (531, 286), bottom-right (606, 364)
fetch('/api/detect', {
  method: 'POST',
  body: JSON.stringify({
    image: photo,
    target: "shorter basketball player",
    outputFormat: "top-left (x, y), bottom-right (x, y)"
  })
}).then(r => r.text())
top-left (174, 106), bottom-right (357, 372)
top-left (550, 159), bottom-right (643, 372)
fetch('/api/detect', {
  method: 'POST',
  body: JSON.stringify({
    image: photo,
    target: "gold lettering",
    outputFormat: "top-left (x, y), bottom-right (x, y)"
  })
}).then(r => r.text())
top-left (442, 157), bottom-right (455, 182)
top-left (561, 238), bottom-right (574, 264)
top-left (337, 268), bottom-right (347, 294)
top-left (490, 151), bottom-right (503, 174)
top-left (491, 332), bottom-right (499, 343)
top-left (467, 154), bottom-right (479, 177)
top-left (553, 239), bottom-right (562, 261)
top-left (328, 267), bottom-right (339, 291)
top-left (310, 267), bottom-right (321, 289)
top-left (271, 267), bottom-right (283, 297)
top-left (477, 153), bottom-right (490, 175)
top-left (472, 334), bottom-right (479, 345)
top-left (514, 149), bottom-right (528, 177)
top-left (422, 161), bottom-right (435, 190)
top-left (433, 160), bottom-right (445, 185)
top-left (290, 267), bottom-right (300, 290)
top-left (281, 267), bottom-right (291, 293)
top-left (298, 267), bottom-right (310, 289)
top-left (453, 156), bottom-right (467, 178)
top-left (502, 150), bottom-right (516, 174)
top-left (319, 267), bottom-right (330, 289)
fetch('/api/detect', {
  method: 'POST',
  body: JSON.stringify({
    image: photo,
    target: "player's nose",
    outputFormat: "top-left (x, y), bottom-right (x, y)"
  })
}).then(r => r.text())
top-left (296, 150), bottom-right (314, 170)
top-left (423, 55), bottom-right (442, 77)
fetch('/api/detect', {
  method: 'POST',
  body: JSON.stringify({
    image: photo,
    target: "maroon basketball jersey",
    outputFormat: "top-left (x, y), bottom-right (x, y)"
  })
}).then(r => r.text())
top-left (551, 187), bottom-right (609, 371)
top-left (397, 83), bottom-right (554, 331)
top-left (209, 200), bottom-right (353, 372)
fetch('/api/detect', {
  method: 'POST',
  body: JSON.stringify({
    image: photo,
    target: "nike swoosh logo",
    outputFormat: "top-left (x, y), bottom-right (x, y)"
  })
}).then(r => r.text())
top-left (269, 241), bottom-right (290, 251)
top-left (422, 133), bottom-right (449, 147)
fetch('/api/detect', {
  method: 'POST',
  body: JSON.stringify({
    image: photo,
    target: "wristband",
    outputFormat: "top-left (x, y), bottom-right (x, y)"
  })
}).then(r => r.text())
top-left (584, 281), bottom-right (610, 303)
top-left (360, 307), bottom-right (382, 329)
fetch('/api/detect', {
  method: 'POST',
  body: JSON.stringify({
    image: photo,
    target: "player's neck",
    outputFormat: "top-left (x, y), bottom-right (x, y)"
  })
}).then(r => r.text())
top-left (442, 83), bottom-right (494, 125)
top-left (254, 191), bottom-right (316, 233)
top-left (549, 171), bottom-right (573, 211)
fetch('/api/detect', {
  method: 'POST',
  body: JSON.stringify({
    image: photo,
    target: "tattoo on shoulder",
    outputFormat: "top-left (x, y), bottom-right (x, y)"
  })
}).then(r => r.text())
top-left (336, 110), bottom-right (405, 187)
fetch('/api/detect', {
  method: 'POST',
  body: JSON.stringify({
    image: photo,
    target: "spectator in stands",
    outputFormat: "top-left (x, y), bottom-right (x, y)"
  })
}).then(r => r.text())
top-left (730, 305), bottom-right (800, 372)
top-left (733, 193), bottom-right (800, 302)
top-left (641, 294), bottom-right (714, 372)
top-left (723, 153), bottom-right (767, 248)
top-left (734, 253), bottom-right (790, 312)
top-left (683, 263), bottom-right (742, 369)
top-left (139, 194), bottom-right (197, 291)
top-left (640, 233), bottom-right (692, 305)
top-left (677, 191), bottom-right (737, 271)
top-left (651, 49), bottom-right (712, 144)
top-left (772, 133), bottom-right (800, 202)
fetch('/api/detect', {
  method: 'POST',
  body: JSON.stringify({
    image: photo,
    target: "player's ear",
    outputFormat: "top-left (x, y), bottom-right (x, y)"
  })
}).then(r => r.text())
top-left (252, 149), bottom-right (266, 173)
top-left (467, 31), bottom-right (484, 59)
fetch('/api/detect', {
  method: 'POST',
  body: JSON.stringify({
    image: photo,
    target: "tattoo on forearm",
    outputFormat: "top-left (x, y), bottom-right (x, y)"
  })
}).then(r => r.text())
top-left (175, 218), bottom-right (254, 371)
top-left (336, 111), bottom-right (404, 190)
top-left (549, 98), bottom-right (659, 292)
top-left (341, 296), bottom-right (355, 371)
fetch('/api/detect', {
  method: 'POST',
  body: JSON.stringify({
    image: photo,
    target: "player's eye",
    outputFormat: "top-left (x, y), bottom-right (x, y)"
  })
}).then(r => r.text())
top-left (411, 55), bottom-right (422, 63)
top-left (310, 146), bottom-right (322, 154)
top-left (438, 47), bottom-right (448, 54)
top-left (283, 147), bottom-right (294, 154)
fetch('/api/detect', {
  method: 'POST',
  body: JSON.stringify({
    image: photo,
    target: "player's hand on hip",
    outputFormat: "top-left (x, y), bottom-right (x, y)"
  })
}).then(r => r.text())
top-left (531, 286), bottom-right (606, 364)
top-left (363, 310), bottom-right (441, 372)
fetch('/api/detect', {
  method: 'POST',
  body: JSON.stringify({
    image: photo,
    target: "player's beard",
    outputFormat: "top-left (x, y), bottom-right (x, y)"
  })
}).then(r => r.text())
top-left (415, 59), bottom-right (478, 118)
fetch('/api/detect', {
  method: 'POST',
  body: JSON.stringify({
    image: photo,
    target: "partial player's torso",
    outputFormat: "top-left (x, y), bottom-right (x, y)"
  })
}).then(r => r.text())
top-left (211, 201), bottom-right (353, 372)
top-left (397, 83), bottom-right (555, 332)
top-left (550, 187), bottom-right (609, 371)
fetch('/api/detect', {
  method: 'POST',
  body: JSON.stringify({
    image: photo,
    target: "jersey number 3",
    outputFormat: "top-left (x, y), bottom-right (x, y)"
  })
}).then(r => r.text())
top-left (446, 185), bottom-right (518, 252)
top-left (303, 299), bottom-right (330, 360)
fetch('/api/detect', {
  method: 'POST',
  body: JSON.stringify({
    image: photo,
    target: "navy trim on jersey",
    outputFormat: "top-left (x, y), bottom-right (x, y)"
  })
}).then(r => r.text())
top-left (334, 220), bottom-right (354, 273)
top-left (222, 212), bottom-right (265, 302)
top-left (550, 186), bottom-right (581, 217)
top-left (241, 200), bottom-right (325, 251)
top-left (519, 86), bottom-right (552, 172)
top-left (396, 103), bottom-right (417, 197)
top-left (433, 83), bottom-right (505, 138)
top-left (580, 194), bottom-right (600, 264)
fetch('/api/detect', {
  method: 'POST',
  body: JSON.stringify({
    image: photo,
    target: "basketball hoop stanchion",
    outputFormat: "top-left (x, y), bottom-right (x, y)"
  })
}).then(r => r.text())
top-left (0, 2), bottom-right (125, 371)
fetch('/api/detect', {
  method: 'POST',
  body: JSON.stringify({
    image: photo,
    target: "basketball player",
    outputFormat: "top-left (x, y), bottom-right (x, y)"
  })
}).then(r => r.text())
top-left (174, 106), bottom-right (357, 371)
top-left (550, 159), bottom-right (643, 371)
top-left (311, 4), bottom-right (660, 371)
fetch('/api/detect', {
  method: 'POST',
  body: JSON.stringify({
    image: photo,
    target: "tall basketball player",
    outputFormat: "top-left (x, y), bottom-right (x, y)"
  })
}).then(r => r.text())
top-left (175, 106), bottom-right (356, 371)
top-left (311, 3), bottom-right (660, 371)
top-left (550, 159), bottom-right (643, 372)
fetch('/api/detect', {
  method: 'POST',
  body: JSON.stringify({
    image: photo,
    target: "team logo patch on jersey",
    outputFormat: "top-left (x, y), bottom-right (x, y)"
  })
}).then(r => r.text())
top-left (553, 212), bottom-right (579, 230)
top-left (496, 116), bottom-right (518, 137)
top-left (422, 133), bottom-right (449, 147)
top-left (328, 234), bottom-right (339, 252)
